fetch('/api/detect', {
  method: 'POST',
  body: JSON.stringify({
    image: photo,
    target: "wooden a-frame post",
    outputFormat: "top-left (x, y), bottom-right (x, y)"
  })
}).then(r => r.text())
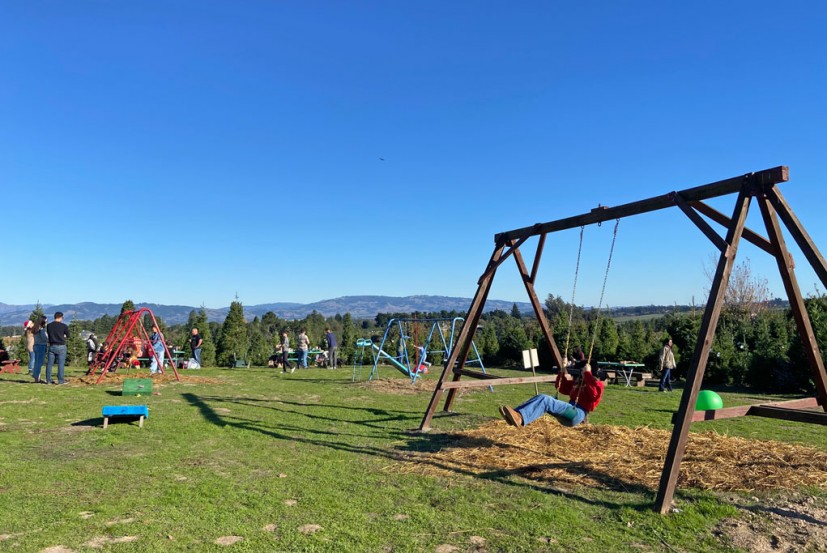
top-left (419, 166), bottom-right (827, 514)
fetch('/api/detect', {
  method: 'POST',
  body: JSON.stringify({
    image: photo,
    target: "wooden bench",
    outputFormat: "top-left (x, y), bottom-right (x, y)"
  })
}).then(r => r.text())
top-left (102, 405), bottom-right (149, 428)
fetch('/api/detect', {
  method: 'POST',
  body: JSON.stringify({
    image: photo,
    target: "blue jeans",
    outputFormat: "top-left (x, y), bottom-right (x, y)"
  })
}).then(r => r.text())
top-left (659, 368), bottom-right (672, 391)
top-left (32, 344), bottom-right (47, 380)
top-left (298, 349), bottom-right (308, 368)
top-left (28, 351), bottom-right (35, 373)
top-left (516, 393), bottom-right (587, 427)
top-left (150, 348), bottom-right (165, 374)
top-left (193, 348), bottom-right (202, 367)
top-left (46, 344), bottom-right (67, 384)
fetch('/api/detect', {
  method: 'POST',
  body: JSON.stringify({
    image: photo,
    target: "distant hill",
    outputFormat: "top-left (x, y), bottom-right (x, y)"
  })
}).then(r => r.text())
top-left (0, 296), bottom-right (791, 327)
top-left (0, 296), bottom-right (533, 326)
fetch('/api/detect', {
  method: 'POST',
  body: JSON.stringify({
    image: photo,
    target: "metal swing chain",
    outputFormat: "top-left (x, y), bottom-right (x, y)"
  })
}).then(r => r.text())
top-left (563, 226), bottom-right (585, 361)
top-left (586, 219), bottom-right (620, 366)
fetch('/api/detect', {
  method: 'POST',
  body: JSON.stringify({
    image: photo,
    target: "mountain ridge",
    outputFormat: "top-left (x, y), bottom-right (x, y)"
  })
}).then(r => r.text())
top-left (0, 295), bottom-right (532, 326)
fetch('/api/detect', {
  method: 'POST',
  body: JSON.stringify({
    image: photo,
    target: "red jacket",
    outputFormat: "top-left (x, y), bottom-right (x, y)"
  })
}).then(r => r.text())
top-left (558, 370), bottom-right (604, 412)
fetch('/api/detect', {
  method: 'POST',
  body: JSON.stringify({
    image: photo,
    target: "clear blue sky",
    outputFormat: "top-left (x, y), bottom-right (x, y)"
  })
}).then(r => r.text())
top-left (2, 1), bottom-right (826, 310)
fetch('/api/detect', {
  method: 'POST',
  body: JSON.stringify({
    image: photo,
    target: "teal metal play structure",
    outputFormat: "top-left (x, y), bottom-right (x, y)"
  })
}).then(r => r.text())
top-left (352, 317), bottom-right (486, 383)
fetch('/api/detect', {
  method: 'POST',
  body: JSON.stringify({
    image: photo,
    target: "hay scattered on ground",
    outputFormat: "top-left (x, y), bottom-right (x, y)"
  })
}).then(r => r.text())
top-left (355, 377), bottom-right (436, 395)
top-left (73, 372), bottom-right (225, 386)
top-left (400, 418), bottom-right (827, 493)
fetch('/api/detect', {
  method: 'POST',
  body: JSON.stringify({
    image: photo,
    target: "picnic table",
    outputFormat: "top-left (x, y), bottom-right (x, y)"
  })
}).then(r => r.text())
top-left (597, 361), bottom-right (651, 387)
top-left (287, 349), bottom-right (326, 365)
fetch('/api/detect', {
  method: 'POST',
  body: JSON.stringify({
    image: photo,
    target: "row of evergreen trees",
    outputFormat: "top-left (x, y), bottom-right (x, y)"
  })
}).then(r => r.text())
top-left (3, 294), bottom-right (824, 393)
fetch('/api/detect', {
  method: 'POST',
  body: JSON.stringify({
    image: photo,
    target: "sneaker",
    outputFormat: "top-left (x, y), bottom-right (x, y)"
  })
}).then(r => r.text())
top-left (499, 405), bottom-right (523, 427)
top-left (290, 368), bottom-right (296, 374)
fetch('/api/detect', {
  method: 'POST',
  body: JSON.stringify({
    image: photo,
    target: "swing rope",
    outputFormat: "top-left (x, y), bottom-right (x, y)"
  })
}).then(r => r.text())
top-left (586, 219), bottom-right (620, 366)
top-left (563, 226), bottom-right (585, 362)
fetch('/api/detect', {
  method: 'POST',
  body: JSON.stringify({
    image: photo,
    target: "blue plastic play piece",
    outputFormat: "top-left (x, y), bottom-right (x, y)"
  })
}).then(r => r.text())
top-left (102, 405), bottom-right (149, 428)
top-left (103, 405), bottom-right (149, 417)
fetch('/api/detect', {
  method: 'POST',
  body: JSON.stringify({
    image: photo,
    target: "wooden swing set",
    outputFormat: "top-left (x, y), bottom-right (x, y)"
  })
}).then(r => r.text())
top-left (419, 166), bottom-right (827, 513)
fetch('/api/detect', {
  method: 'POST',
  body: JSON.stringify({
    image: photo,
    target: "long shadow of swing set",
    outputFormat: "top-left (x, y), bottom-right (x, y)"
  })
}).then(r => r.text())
top-left (418, 166), bottom-right (827, 514)
top-left (180, 392), bottom-right (651, 512)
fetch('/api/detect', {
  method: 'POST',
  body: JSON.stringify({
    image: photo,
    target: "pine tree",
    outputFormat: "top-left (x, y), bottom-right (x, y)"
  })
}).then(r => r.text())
top-left (218, 301), bottom-right (249, 367)
top-left (340, 313), bottom-right (355, 364)
top-left (120, 299), bottom-right (135, 315)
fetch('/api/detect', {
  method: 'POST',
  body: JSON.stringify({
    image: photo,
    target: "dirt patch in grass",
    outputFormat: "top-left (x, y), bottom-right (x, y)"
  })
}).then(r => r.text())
top-left (713, 493), bottom-right (827, 552)
top-left (401, 419), bottom-right (827, 493)
top-left (214, 536), bottom-right (243, 545)
top-left (356, 378), bottom-right (436, 395)
top-left (73, 373), bottom-right (225, 386)
top-left (84, 535), bottom-right (139, 548)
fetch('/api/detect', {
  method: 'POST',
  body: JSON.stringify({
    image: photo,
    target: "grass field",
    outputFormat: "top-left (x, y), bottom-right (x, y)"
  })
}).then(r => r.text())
top-left (0, 363), bottom-right (824, 552)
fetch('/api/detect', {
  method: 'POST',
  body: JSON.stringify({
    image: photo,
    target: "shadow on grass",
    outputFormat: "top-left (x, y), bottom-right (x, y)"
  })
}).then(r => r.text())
top-left (181, 392), bottom-right (653, 512)
top-left (72, 417), bottom-right (104, 427)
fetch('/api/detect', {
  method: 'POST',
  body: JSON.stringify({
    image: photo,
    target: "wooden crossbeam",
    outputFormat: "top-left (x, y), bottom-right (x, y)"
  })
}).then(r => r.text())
top-left (497, 167), bottom-right (788, 243)
top-left (680, 397), bottom-right (819, 422)
top-left (748, 405), bottom-right (827, 425)
top-left (442, 375), bottom-right (557, 389)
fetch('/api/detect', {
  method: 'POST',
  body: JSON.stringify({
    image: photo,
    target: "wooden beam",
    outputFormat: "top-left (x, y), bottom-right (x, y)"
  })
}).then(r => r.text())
top-left (453, 368), bottom-right (501, 380)
top-left (689, 200), bottom-right (776, 256)
top-left (758, 195), bottom-right (827, 408)
top-left (442, 374), bottom-right (558, 389)
top-left (671, 193), bottom-right (728, 252)
top-left (419, 243), bottom-right (504, 432)
top-left (529, 233), bottom-right (546, 285)
top-left (680, 397), bottom-right (819, 422)
top-left (512, 240), bottom-right (564, 394)
top-left (748, 405), bottom-right (827, 425)
top-left (497, 167), bottom-right (788, 243)
top-left (768, 186), bottom-right (827, 289)
top-left (478, 234), bottom-right (531, 284)
top-left (655, 189), bottom-right (752, 514)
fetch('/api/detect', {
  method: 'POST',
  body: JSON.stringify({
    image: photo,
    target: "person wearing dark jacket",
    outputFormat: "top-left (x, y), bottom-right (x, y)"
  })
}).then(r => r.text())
top-left (46, 312), bottom-right (70, 384)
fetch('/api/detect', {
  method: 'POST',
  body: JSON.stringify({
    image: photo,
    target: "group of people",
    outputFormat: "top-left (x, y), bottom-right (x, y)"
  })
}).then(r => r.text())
top-left (274, 327), bottom-right (338, 373)
top-left (21, 312), bottom-right (71, 385)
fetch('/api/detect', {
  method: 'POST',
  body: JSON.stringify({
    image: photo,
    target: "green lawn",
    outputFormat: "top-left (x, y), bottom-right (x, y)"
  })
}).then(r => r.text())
top-left (0, 364), bottom-right (824, 552)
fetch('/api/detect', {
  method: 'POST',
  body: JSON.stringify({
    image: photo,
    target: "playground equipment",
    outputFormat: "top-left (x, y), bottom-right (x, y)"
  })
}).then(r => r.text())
top-left (352, 339), bottom-right (373, 382)
top-left (353, 317), bottom-right (486, 384)
top-left (102, 405), bottom-right (149, 428)
top-left (418, 166), bottom-right (827, 515)
top-left (88, 308), bottom-right (181, 384)
top-left (695, 390), bottom-right (724, 411)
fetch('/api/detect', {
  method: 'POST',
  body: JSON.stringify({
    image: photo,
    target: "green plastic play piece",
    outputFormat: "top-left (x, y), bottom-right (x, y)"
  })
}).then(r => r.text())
top-left (695, 390), bottom-right (723, 411)
top-left (122, 378), bottom-right (153, 396)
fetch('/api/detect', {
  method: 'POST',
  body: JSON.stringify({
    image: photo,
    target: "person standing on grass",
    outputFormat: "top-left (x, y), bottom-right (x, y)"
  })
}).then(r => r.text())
top-left (325, 327), bottom-right (338, 369)
top-left (45, 312), bottom-right (70, 385)
top-left (499, 363), bottom-right (605, 429)
top-left (149, 326), bottom-right (165, 375)
top-left (31, 316), bottom-right (48, 383)
top-left (280, 330), bottom-right (294, 373)
top-left (658, 338), bottom-right (676, 392)
top-left (296, 328), bottom-right (310, 369)
top-left (190, 328), bottom-right (203, 368)
top-left (24, 320), bottom-right (35, 374)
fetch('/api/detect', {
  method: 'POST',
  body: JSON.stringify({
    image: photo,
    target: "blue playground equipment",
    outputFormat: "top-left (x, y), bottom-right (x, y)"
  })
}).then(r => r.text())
top-left (353, 317), bottom-right (486, 384)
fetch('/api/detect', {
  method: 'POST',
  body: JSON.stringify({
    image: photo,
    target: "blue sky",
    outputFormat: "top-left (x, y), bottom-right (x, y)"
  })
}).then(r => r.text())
top-left (2, 1), bottom-right (826, 310)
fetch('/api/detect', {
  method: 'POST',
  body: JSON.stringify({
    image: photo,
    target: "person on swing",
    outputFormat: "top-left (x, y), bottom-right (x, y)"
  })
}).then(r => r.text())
top-left (499, 347), bottom-right (605, 428)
